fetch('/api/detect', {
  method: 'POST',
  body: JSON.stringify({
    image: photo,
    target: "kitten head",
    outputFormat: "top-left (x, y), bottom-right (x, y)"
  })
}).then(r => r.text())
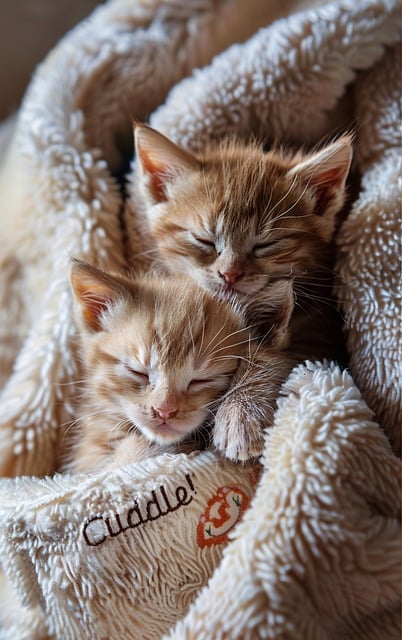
top-left (134, 124), bottom-right (352, 297)
top-left (71, 260), bottom-right (293, 445)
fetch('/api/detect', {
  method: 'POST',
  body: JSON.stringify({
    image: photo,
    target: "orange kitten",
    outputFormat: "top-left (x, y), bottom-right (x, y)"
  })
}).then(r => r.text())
top-left (68, 260), bottom-right (294, 471)
top-left (131, 124), bottom-right (353, 361)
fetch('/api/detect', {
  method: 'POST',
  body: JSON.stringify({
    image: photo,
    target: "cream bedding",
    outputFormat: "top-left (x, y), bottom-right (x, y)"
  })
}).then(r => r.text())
top-left (0, 0), bottom-right (400, 638)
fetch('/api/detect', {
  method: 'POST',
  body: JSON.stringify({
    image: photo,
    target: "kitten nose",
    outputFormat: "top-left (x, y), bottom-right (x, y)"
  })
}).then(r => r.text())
top-left (152, 406), bottom-right (178, 422)
top-left (218, 269), bottom-right (244, 286)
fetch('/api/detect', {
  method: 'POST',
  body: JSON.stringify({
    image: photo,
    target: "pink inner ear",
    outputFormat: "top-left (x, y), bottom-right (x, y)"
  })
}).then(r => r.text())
top-left (310, 165), bottom-right (346, 188)
top-left (149, 172), bottom-right (169, 202)
top-left (82, 296), bottom-right (110, 332)
top-left (310, 166), bottom-right (346, 215)
top-left (139, 149), bottom-right (170, 202)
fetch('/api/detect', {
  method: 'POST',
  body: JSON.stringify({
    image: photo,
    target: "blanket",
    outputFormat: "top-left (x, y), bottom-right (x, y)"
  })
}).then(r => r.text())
top-left (0, 0), bottom-right (401, 638)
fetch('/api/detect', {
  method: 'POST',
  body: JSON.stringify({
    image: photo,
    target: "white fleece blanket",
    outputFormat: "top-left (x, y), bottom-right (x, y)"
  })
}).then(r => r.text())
top-left (0, 0), bottom-right (401, 638)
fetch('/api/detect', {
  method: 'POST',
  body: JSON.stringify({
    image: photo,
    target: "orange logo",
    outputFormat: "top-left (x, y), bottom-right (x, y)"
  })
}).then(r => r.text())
top-left (197, 486), bottom-right (250, 548)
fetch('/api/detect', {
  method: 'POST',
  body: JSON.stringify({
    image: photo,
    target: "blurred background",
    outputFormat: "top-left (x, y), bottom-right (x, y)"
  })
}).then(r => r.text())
top-left (0, 0), bottom-right (101, 121)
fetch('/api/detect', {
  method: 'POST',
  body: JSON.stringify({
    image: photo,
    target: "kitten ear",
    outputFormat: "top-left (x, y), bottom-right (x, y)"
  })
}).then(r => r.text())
top-left (247, 279), bottom-right (294, 349)
top-left (70, 259), bottom-right (124, 332)
top-left (287, 135), bottom-right (353, 216)
top-left (134, 123), bottom-right (200, 203)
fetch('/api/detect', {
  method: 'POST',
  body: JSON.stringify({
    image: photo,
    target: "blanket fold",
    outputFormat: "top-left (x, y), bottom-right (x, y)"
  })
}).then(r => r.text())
top-left (0, 452), bottom-right (257, 639)
top-left (337, 41), bottom-right (402, 455)
top-left (0, 0), bottom-right (400, 638)
top-left (166, 362), bottom-right (401, 640)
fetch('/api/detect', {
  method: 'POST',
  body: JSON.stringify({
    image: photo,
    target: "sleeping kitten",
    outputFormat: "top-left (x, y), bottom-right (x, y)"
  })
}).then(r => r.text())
top-left (130, 124), bottom-right (353, 361)
top-left (68, 259), bottom-right (295, 471)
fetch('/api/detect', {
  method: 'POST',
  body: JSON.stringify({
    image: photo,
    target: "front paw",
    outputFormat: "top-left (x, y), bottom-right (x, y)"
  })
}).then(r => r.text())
top-left (213, 400), bottom-right (265, 462)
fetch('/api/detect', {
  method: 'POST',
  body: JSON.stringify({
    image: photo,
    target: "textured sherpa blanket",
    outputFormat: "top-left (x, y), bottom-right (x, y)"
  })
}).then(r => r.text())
top-left (0, 0), bottom-right (401, 638)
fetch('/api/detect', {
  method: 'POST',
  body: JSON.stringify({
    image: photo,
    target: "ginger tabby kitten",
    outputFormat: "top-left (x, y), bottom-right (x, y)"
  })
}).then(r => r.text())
top-left (130, 124), bottom-right (353, 362)
top-left (68, 259), bottom-right (295, 471)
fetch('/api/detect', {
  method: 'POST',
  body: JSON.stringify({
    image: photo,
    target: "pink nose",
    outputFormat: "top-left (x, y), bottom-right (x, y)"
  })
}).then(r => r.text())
top-left (152, 406), bottom-right (178, 422)
top-left (218, 269), bottom-right (244, 286)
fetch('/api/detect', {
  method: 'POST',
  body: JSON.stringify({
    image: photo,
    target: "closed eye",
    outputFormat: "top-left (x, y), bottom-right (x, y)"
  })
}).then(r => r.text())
top-left (253, 241), bottom-right (277, 257)
top-left (192, 235), bottom-right (216, 252)
top-left (187, 378), bottom-right (214, 391)
top-left (125, 366), bottom-right (149, 384)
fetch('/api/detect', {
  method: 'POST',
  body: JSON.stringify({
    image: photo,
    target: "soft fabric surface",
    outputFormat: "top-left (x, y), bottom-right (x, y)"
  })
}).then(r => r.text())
top-left (0, 0), bottom-right (400, 638)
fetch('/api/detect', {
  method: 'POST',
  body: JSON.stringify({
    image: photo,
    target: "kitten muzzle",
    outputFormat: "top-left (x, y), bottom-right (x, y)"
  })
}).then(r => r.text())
top-left (152, 406), bottom-right (178, 422)
top-left (218, 268), bottom-right (244, 286)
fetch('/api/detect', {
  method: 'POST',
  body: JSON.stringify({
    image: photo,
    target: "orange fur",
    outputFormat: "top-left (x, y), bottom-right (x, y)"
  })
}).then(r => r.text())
top-left (133, 125), bottom-right (353, 361)
top-left (68, 260), bottom-right (294, 470)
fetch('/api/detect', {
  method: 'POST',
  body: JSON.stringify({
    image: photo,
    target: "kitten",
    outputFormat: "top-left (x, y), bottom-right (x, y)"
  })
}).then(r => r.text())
top-left (131, 124), bottom-right (353, 361)
top-left (68, 259), bottom-right (295, 471)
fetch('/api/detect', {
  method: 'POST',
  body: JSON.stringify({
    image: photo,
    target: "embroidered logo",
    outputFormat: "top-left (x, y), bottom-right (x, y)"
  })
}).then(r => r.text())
top-left (197, 486), bottom-right (250, 548)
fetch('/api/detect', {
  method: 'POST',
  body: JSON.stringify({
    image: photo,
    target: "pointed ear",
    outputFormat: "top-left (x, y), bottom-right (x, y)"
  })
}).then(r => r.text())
top-left (134, 123), bottom-right (200, 203)
top-left (287, 136), bottom-right (353, 216)
top-left (70, 259), bottom-right (124, 332)
top-left (247, 279), bottom-right (294, 348)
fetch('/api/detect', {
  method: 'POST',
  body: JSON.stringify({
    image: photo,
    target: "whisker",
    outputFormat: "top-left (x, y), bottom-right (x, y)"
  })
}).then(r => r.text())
top-left (270, 179), bottom-right (312, 224)
top-left (261, 173), bottom-right (299, 221)
top-left (293, 295), bottom-right (344, 321)
top-left (202, 318), bottom-right (232, 354)
top-left (58, 408), bottom-right (118, 434)
top-left (188, 318), bottom-right (196, 355)
top-left (208, 333), bottom-right (261, 358)
top-left (56, 379), bottom-right (88, 388)
top-left (264, 174), bottom-right (307, 224)
top-left (267, 223), bottom-right (313, 231)
top-left (196, 316), bottom-right (207, 360)
top-left (294, 285), bottom-right (344, 308)
top-left (205, 323), bottom-right (253, 354)
top-left (295, 275), bottom-right (337, 286)
top-left (111, 418), bottom-right (134, 439)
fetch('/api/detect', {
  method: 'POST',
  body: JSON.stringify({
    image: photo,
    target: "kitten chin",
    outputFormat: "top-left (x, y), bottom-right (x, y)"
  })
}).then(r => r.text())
top-left (70, 429), bottom-right (205, 474)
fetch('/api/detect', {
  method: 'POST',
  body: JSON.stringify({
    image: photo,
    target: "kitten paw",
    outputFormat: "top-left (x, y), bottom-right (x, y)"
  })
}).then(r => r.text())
top-left (213, 402), bottom-right (266, 462)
